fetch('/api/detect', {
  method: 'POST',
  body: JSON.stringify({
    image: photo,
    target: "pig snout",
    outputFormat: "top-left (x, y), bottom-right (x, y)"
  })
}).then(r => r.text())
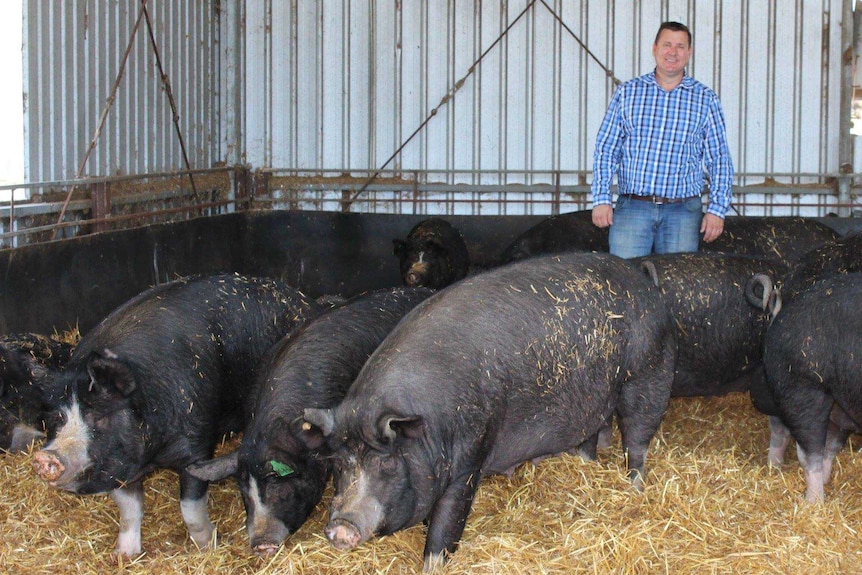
top-left (405, 263), bottom-right (429, 287)
top-left (32, 449), bottom-right (68, 483)
top-left (252, 542), bottom-right (281, 557)
top-left (324, 518), bottom-right (363, 550)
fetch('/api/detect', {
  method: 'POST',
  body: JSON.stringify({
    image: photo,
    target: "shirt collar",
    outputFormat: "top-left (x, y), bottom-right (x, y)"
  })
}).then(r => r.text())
top-left (643, 69), bottom-right (695, 90)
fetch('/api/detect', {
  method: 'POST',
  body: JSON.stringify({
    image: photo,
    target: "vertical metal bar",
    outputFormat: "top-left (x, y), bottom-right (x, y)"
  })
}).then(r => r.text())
top-left (765, 1), bottom-right (774, 176)
top-left (343, 1), bottom-right (350, 170)
top-left (447, 1), bottom-right (454, 186)
top-left (821, 6), bottom-right (832, 186)
top-left (394, 1), bottom-right (402, 174)
top-left (368, 0), bottom-right (376, 172)
top-left (289, 0), bottom-right (298, 168)
top-left (22, 2), bottom-right (31, 182)
top-left (91, 181), bottom-right (110, 233)
top-left (7, 190), bottom-right (14, 248)
top-left (551, 0), bottom-right (560, 181)
top-left (234, 166), bottom-right (249, 210)
top-left (317, 2), bottom-right (324, 171)
top-left (498, 4), bottom-right (507, 192)
top-left (839, 0), bottom-right (854, 215)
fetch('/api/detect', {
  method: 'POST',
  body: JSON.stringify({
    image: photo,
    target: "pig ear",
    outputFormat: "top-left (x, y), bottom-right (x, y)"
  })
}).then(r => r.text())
top-left (186, 451), bottom-right (239, 482)
top-left (294, 408), bottom-right (335, 451)
top-left (0, 345), bottom-right (37, 395)
top-left (393, 239), bottom-right (407, 258)
top-left (86, 349), bottom-right (138, 397)
top-left (380, 414), bottom-right (424, 444)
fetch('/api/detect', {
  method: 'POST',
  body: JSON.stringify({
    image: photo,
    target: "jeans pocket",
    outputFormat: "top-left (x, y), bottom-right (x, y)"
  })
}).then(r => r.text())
top-left (685, 195), bottom-right (704, 214)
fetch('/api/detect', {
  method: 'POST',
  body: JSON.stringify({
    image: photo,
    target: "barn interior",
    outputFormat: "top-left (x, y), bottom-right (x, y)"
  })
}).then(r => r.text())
top-left (3, 2), bottom-right (862, 574)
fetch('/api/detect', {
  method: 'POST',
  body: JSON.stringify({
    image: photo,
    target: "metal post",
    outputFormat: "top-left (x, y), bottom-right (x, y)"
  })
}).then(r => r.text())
top-left (839, 0), bottom-right (856, 216)
top-left (90, 181), bottom-right (111, 233)
top-left (234, 166), bottom-right (251, 211)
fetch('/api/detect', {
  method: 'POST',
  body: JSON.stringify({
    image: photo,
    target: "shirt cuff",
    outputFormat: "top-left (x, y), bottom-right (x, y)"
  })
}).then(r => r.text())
top-left (591, 191), bottom-right (613, 207)
top-left (706, 203), bottom-right (728, 218)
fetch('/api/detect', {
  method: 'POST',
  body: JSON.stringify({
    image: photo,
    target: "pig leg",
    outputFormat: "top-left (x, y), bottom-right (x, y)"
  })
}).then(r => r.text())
top-left (596, 413), bottom-right (614, 450)
top-left (110, 482), bottom-right (145, 556)
top-left (179, 471), bottom-right (214, 549)
top-left (771, 376), bottom-right (834, 502)
top-left (616, 341), bottom-right (674, 489)
top-left (422, 470), bottom-right (480, 572)
top-left (822, 412), bottom-right (853, 484)
top-left (766, 416), bottom-right (792, 467)
top-left (822, 428), bottom-right (849, 486)
top-left (796, 444), bottom-right (826, 503)
top-left (575, 433), bottom-right (598, 461)
top-left (574, 413), bottom-right (615, 458)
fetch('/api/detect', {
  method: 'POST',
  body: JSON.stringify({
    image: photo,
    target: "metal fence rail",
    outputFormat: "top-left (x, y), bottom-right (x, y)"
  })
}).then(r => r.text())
top-left (2, 168), bottom-right (861, 250)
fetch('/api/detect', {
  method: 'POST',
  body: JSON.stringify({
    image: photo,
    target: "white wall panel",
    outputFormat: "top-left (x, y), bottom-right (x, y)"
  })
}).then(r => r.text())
top-left (231, 0), bottom-right (847, 192)
top-left (24, 1), bottom-right (218, 181)
top-left (23, 0), bottom-right (851, 202)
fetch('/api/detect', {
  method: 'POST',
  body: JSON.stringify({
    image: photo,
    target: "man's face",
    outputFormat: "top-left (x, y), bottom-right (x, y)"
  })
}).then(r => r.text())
top-left (653, 29), bottom-right (692, 77)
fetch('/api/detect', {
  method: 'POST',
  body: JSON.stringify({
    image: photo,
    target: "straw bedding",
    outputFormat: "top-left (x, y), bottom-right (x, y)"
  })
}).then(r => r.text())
top-left (2, 392), bottom-right (861, 574)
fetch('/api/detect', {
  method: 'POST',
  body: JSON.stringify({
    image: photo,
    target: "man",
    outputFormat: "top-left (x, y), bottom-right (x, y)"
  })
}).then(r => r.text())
top-left (591, 21), bottom-right (733, 258)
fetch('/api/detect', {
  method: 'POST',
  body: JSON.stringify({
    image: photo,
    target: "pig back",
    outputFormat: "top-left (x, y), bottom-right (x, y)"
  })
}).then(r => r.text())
top-left (344, 252), bottom-right (674, 472)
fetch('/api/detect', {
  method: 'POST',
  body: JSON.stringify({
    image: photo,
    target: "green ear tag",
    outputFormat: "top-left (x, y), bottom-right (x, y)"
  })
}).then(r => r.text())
top-left (270, 460), bottom-right (295, 477)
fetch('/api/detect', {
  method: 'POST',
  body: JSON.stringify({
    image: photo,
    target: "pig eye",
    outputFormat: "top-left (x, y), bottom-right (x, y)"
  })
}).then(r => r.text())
top-left (330, 456), bottom-right (347, 475)
top-left (372, 452), bottom-right (399, 474)
top-left (44, 410), bottom-right (66, 431)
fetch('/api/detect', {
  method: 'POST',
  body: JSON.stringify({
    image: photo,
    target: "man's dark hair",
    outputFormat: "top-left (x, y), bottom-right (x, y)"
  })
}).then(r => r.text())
top-left (655, 21), bottom-right (691, 46)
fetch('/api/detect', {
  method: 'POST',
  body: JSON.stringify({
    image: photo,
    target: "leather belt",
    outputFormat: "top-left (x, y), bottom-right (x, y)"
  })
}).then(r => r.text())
top-left (624, 194), bottom-right (685, 205)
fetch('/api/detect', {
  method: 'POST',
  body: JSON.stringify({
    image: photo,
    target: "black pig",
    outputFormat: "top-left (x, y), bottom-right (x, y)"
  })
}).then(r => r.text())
top-left (633, 252), bottom-right (785, 397)
top-left (763, 273), bottom-right (862, 502)
top-left (495, 210), bottom-right (609, 264)
top-left (186, 286), bottom-right (434, 555)
top-left (393, 218), bottom-right (470, 289)
top-left (299, 252), bottom-right (676, 571)
top-left (749, 233), bottom-right (862, 466)
top-left (777, 232), bottom-right (862, 303)
top-left (0, 333), bottom-right (74, 452)
top-left (31, 273), bottom-right (320, 556)
top-left (699, 216), bottom-right (839, 268)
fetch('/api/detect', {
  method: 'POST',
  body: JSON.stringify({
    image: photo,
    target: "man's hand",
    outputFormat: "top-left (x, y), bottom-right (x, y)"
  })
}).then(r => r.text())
top-left (701, 213), bottom-right (724, 243)
top-left (592, 204), bottom-right (613, 228)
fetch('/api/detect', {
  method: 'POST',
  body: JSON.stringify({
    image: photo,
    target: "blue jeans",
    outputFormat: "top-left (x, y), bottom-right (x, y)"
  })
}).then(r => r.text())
top-left (609, 195), bottom-right (704, 258)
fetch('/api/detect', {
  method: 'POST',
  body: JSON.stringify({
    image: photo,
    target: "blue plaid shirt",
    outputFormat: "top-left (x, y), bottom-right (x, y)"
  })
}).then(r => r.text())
top-left (591, 70), bottom-right (734, 218)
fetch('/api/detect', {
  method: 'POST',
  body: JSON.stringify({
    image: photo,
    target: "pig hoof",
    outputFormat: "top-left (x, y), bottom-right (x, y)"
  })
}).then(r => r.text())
top-left (325, 519), bottom-right (362, 550)
top-left (32, 451), bottom-right (65, 482)
top-left (188, 527), bottom-right (215, 550)
top-left (628, 469), bottom-right (645, 492)
top-left (253, 542), bottom-right (280, 557)
top-left (424, 551), bottom-right (447, 572)
top-left (114, 537), bottom-right (143, 558)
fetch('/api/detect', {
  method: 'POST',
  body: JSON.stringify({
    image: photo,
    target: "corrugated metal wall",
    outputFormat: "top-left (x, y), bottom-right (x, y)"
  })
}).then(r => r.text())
top-left (23, 1), bottom-right (218, 181)
top-left (227, 0), bottom-right (847, 189)
top-left (23, 1), bottom-right (851, 201)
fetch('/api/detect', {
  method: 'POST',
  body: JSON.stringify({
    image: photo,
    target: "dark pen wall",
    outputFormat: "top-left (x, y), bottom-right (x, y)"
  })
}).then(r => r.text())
top-left (0, 210), bottom-right (542, 335)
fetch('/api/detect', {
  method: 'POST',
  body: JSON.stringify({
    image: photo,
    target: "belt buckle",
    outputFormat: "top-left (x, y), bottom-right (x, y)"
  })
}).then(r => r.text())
top-left (652, 195), bottom-right (664, 205)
